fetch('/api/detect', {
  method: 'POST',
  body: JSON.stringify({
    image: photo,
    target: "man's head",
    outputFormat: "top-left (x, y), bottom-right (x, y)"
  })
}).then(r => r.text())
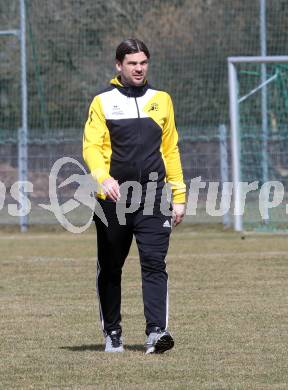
top-left (115, 39), bottom-right (150, 87)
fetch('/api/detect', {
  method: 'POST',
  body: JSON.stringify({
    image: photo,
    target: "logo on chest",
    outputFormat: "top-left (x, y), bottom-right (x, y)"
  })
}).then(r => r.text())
top-left (148, 102), bottom-right (159, 112)
top-left (111, 104), bottom-right (124, 116)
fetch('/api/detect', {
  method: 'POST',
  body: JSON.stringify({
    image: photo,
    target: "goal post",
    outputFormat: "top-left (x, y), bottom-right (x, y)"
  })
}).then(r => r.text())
top-left (0, 0), bottom-right (28, 232)
top-left (228, 56), bottom-right (288, 232)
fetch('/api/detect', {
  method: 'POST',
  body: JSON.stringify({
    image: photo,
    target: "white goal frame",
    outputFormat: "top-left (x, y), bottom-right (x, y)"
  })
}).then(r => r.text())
top-left (0, 0), bottom-right (28, 232)
top-left (228, 56), bottom-right (288, 231)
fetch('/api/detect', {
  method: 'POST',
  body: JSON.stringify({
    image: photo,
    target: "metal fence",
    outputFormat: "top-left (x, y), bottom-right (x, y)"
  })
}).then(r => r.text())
top-left (1, 0), bottom-right (288, 229)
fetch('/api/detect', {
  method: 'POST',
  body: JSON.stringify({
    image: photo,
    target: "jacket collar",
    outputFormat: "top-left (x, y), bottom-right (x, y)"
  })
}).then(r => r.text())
top-left (110, 75), bottom-right (149, 98)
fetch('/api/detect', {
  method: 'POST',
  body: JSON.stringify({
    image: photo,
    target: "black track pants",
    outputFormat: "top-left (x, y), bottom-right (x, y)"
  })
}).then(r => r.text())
top-left (94, 199), bottom-right (172, 335)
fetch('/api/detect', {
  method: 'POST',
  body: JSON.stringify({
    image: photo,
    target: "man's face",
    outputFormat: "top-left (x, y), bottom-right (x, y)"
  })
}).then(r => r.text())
top-left (116, 51), bottom-right (149, 87)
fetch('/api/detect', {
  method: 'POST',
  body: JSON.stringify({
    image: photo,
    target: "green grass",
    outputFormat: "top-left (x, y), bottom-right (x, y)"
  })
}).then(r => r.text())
top-left (1, 226), bottom-right (288, 389)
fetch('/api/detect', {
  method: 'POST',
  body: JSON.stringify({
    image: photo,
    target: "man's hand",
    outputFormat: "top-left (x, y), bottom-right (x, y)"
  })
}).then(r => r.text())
top-left (102, 177), bottom-right (121, 202)
top-left (172, 203), bottom-right (185, 227)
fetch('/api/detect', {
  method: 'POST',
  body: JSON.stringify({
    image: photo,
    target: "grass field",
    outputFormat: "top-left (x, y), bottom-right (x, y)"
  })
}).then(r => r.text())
top-left (1, 225), bottom-right (288, 389)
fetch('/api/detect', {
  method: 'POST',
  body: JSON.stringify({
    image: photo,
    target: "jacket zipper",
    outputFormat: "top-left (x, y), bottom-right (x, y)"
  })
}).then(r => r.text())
top-left (134, 97), bottom-right (142, 182)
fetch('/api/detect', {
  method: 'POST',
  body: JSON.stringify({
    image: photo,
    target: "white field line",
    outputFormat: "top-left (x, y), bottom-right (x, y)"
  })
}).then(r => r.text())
top-left (0, 234), bottom-right (96, 240)
top-left (2, 230), bottom-right (288, 240)
top-left (28, 253), bottom-right (280, 262)
top-left (129, 252), bottom-right (288, 259)
top-left (2, 252), bottom-right (288, 261)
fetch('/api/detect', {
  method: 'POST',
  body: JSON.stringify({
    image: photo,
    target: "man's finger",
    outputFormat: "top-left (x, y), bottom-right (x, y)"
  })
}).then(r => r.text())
top-left (106, 183), bottom-right (120, 201)
top-left (172, 211), bottom-right (184, 227)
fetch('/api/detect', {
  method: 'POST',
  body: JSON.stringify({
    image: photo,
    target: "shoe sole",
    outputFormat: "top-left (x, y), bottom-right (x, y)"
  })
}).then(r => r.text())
top-left (105, 347), bottom-right (124, 352)
top-left (154, 334), bottom-right (174, 354)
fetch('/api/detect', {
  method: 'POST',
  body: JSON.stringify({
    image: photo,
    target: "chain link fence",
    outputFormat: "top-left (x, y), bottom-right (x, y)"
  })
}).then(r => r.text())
top-left (1, 0), bottom-right (288, 227)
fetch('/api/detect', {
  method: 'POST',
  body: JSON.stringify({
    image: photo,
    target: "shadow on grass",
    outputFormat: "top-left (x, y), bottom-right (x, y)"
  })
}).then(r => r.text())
top-left (60, 344), bottom-right (144, 352)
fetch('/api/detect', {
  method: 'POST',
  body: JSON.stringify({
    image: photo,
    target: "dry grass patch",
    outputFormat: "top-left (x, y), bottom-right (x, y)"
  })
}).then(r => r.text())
top-left (1, 228), bottom-right (288, 389)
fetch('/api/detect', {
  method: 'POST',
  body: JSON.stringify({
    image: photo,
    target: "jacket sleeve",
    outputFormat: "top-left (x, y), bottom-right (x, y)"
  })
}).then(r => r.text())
top-left (162, 94), bottom-right (186, 204)
top-left (82, 95), bottom-right (111, 184)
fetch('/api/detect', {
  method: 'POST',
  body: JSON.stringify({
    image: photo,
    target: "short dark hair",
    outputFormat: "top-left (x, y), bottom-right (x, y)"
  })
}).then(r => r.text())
top-left (115, 38), bottom-right (150, 63)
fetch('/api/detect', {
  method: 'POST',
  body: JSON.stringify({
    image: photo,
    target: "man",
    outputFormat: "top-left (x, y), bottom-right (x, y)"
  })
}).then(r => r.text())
top-left (83, 38), bottom-right (186, 354)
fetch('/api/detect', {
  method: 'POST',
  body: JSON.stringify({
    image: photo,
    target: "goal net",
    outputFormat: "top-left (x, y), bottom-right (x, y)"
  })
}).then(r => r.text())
top-left (228, 56), bottom-right (288, 231)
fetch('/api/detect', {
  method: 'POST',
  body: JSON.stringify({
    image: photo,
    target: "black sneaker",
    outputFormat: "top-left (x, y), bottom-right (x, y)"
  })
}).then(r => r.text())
top-left (145, 327), bottom-right (174, 354)
top-left (105, 329), bottom-right (124, 352)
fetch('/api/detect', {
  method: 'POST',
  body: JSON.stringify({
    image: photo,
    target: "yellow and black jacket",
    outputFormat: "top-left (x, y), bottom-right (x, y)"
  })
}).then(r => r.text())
top-left (83, 76), bottom-right (186, 203)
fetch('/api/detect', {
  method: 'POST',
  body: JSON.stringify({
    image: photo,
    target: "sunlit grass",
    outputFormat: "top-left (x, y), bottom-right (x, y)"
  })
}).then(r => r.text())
top-left (1, 226), bottom-right (288, 389)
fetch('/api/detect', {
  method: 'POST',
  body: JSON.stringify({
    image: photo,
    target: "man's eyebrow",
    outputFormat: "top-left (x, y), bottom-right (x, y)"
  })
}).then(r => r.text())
top-left (127, 60), bottom-right (149, 65)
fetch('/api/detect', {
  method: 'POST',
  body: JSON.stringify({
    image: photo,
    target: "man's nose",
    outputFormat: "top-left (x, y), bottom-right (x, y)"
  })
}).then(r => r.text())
top-left (135, 64), bottom-right (142, 72)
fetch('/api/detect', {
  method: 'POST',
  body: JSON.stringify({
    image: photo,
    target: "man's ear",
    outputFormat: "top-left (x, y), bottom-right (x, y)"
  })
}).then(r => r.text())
top-left (115, 60), bottom-right (122, 72)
